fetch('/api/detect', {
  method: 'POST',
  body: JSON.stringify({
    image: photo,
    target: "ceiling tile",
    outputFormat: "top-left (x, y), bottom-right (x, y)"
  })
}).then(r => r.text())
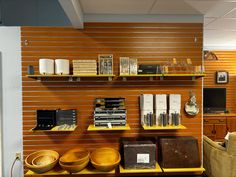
top-left (204, 17), bottom-right (216, 26)
top-left (150, 0), bottom-right (201, 14)
top-left (80, 0), bottom-right (155, 14)
top-left (224, 8), bottom-right (236, 18)
top-left (205, 1), bottom-right (236, 18)
top-left (185, 0), bottom-right (219, 15)
top-left (205, 18), bottom-right (236, 30)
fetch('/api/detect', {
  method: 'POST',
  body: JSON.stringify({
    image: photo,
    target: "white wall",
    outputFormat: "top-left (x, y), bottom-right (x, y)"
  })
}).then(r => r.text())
top-left (0, 27), bottom-right (22, 177)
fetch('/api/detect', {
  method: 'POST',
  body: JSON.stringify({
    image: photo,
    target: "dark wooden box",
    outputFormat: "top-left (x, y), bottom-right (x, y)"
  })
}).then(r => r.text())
top-left (121, 140), bottom-right (156, 169)
top-left (158, 136), bottom-right (200, 168)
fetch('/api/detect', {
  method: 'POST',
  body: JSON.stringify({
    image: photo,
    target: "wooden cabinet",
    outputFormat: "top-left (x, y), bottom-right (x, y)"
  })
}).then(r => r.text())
top-left (203, 117), bottom-right (227, 141)
top-left (203, 114), bottom-right (236, 141)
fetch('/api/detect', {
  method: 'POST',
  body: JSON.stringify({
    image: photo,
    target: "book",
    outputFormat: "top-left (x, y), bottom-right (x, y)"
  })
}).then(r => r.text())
top-left (120, 57), bottom-right (129, 75)
top-left (129, 58), bottom-right (138, 75)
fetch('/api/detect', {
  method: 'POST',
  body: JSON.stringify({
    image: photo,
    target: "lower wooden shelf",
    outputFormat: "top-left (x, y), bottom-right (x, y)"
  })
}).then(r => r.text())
top-left (119, 163), bottom-right (162, 174)
top-left (25, 165), bottom-right (115, 176)
top-left (142, 125), bottom-right (186, 130)
top-left (162, 167), bottom-right (205, 173)
top-left (87, 124), bottom-right (131, 131)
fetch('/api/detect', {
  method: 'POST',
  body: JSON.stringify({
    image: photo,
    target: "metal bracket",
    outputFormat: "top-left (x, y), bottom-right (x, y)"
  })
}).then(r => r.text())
top-left (149, 76), bottom-right (153, 81)
top-left (37, 77), bottom-right (41, 82)
top-left (122, 77), bottom-right (127, 81)
top-left (68, 77), bottom-right (73, 82)
top-left (76, 77), bottom-right (80, 82)
top-left (192, 76), bottom-right (196, 80)
top-left (108, 77), bottom-right (112, 81)
top-left (160, 76), bottom-right (164, 81)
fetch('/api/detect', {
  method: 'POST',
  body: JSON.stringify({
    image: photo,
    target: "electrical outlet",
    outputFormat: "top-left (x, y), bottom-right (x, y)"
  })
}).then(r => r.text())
top-left (15, 152), bottom-right (21, 160)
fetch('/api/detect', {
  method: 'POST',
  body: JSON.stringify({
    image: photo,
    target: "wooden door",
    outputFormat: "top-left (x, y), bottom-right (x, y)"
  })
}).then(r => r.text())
top-left (214, 124), bottom-right (227, 141)
top-left (227, 117), bottom-right (236, 132)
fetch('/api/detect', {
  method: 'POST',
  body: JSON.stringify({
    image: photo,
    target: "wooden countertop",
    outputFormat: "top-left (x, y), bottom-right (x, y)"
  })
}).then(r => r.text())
top-left (204, 113), bottom-right (236, 117)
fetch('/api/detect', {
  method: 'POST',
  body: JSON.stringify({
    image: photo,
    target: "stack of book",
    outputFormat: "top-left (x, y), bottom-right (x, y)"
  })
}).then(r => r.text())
top-left (119, 57), bottom-right (138, 75)
top-left (72, 60), bottom-right (97, 75)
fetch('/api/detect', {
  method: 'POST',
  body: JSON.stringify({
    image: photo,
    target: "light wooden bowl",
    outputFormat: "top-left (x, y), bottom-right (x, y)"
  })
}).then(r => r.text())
top-left (32, 155), bottom-right (56, 167)
top-left (90, 147), bottom-right (121, 171)
top-left (25, 150), bottom-right (59, 174)
top-left (59, 158), bottom-right (89, 173)
top-left (60, 148), bottom-right (90, 165)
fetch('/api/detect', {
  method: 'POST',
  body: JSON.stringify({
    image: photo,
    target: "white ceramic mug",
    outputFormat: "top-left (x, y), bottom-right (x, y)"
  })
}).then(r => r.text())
top-left (39, 59), bottom-right (54, 75)
top-left (55, 59), bottom-right (70, 75)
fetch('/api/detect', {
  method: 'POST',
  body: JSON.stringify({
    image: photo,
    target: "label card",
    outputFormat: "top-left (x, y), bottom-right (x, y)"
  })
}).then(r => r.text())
top-left (137, 154), bottom-right (150, 163)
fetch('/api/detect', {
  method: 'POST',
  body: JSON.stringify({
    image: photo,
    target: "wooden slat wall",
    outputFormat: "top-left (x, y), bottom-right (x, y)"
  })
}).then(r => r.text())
top-left (204, 50), bottom-right (236, 113)
top-left (21, 23), bottom-right (203, 176)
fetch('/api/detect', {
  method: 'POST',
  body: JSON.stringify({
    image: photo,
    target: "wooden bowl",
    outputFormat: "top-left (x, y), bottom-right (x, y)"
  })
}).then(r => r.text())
top-left (59, 158), bottom-right (89, 173)
top-left (25, 150), bottom-right (59, 174)
top-left (60, 148), bottom-right (90, 165)
top-left (90, 147), bottom-right (121, 171)
top-left (32, 155), bottom-right (56, 167)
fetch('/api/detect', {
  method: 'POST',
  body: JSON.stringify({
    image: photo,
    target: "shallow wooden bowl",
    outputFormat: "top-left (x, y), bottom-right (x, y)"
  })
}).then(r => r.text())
top-left (90, 147), bottom-right (121, 171)
top-left (60, 148), bottom-right (90, 165)
top-left (59, 158), bottom-right (89, 173)
top-left (32, 155), bottom-right (56, 167)
top-left (25, 150), bottom-right (59, 174)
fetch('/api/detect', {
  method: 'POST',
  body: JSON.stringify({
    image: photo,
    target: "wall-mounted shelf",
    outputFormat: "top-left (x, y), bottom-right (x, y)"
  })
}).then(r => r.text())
top-left (119, 73), bottom-right (205, 81)
top-left (29, 125), bottom-right (77, 132)
top-left (87, 124), bottom-right (130, 131)
top-left (142, 125), bottom-right (186, 130)
top-left (162, 167), bottom-right (205, 173)
top-left (26, 74), bottom-right (115, 81)
top-left (25, 165), bottom-right (115, 176)
top-left (119, 162), bottom-right (162, 174)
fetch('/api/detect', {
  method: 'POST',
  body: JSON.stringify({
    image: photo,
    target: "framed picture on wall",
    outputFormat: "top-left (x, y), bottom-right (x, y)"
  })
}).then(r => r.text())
top-left (216, 71), bottom-right (229, 84)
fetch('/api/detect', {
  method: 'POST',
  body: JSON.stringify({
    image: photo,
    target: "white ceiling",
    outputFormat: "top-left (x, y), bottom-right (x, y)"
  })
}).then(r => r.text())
top-left (60, 0), bottom-right (236, 49)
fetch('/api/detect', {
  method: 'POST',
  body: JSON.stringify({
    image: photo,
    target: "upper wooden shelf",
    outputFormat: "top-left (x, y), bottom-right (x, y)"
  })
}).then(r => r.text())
top-left (119, 73), bottom-right (205, 81)
top-left (26, 74), bottom-right (115, 78)
top-left (119, 162), bottom-right (162, 174)
top-left (142, 125), bottom-right (186, 130)
top-left (26, 74), bottom-right (115, 81)
top-left (87, 124), bottom-right (131, 131)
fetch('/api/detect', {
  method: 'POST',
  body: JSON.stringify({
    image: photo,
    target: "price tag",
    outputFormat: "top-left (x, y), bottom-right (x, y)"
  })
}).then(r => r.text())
top-left (107, 122), bottom-right (112, 129)
top-left (137, 154), bottom-right (150, 163)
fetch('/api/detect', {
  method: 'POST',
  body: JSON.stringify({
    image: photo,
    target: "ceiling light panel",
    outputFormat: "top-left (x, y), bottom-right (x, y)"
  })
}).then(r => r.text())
top-left (80, 0), bottom-right (156, 14)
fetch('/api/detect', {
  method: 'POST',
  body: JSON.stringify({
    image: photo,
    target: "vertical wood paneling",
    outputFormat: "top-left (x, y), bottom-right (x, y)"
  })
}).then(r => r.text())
top-left (21, 23), bottom-right (203, 176)
top-left (204, 51), bottom-right (236, 113)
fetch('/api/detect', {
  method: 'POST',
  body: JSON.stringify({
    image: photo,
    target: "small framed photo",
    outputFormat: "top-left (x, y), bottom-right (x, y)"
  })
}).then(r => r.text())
top-left (216, 71), bottom-right (229, 84)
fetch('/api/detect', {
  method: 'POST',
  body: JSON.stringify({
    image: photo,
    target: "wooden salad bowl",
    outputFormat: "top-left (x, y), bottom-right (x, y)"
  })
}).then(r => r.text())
top-left (25, 150), bottom-right (59, 174)
top-left (90, 147), bottom-right (121, 171)
top-left (59, 158), bottom-right (89, 173)
top-left (59, 148), bottom-right (90, 165)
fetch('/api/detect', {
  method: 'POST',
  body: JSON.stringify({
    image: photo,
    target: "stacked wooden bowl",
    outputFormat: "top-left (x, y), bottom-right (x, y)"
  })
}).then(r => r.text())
top-left (59, 148), bottom-right (90, 173)
top-left (25, 150), bottom-right (59, 174)
top-left (90, 147), bottom-right (121, 172)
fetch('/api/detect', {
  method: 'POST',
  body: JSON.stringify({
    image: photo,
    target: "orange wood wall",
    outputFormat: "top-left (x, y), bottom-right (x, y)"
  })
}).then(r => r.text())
top-left (21, 23), bottom-right (203, 176)
top-left (204, 50), bottom-right (236, 113)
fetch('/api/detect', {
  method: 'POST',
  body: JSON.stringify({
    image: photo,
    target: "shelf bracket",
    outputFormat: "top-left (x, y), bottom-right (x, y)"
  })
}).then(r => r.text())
top-left (192, 76), bottom-right (196, 80)
top-left (76, 77), bottom-right (81, 82)
top-left (122, 77), bottom-right (127, 81)
top-left (108, 77), bottom-right (112, 81)
top-left (68, 77), bottom-right (73, 82)
top-left (36, 77), bottom-right (41, 82)
top-left (160, 76), bottom-right (164, 81)
top-left (149, 76), bottom-right (153, 81)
